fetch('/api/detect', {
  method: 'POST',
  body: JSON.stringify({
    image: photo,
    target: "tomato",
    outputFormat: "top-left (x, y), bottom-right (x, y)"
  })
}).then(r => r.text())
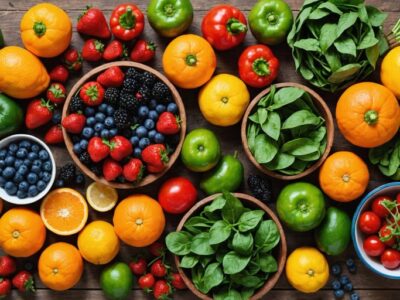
top-left (129, 257), bottom-right (147, 275)
top-left (358, 211), bottom-right (381, 234)
top-left (150, 260), bottom-right (167, 277)
top-left (381, 249), bottom-right (400, 269)
top-left (171, 273), bottom-right (186, 290)
top-left (153, 279), bottom-right (171, 299)
top-left (372, 196), bottom-right (393, 218)
top-left (138, 273), bottom-right (155, 290)
top-left (158, 177), bottom-right (197, 214)
top-left (379, 224), bottom-right (396, 247)
top-left (363, 235), bottom-right (385, 257)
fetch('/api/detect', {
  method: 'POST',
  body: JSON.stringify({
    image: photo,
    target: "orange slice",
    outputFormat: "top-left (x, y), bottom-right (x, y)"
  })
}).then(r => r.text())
top-left (40, 188), bottom-right (88, 236)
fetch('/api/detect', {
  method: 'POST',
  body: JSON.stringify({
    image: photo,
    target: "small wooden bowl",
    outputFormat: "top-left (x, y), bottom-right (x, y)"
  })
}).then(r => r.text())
top-left (174, 193), bottom-right (287, 300)
top-left (241, 82), bottom-right (334, 180)
top-left (62, 61), bottom-right (186, 189)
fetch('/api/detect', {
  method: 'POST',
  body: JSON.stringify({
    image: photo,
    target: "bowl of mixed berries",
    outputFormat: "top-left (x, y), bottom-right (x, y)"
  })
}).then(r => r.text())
top-left (61, 62), bottom-right (186, 189)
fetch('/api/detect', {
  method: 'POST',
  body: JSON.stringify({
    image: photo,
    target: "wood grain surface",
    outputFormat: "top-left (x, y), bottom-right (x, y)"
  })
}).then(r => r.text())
top-left (1, 0), bottom-right (400, 299)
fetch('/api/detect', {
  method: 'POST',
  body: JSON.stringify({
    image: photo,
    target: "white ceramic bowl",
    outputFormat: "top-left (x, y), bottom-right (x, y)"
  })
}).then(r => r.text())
top-left (0, 134), bottom-right (56, 205)
top-left (352, 182), bottom-right (400, 279)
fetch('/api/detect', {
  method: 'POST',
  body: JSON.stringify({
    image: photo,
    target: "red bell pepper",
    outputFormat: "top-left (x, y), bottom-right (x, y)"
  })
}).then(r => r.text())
top-left (110, 4), bottom-right (144, 41)
top-left (238, 45), bottom-right (279, 88)
top-left (201, 5), bottom-right (247, 51)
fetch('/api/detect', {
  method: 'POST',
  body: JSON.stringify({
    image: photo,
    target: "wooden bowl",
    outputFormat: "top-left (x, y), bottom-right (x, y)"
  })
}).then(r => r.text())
top-left (62, 61), bottom-right (186, 189)
top-left (241, 82), bottom-right (334, 180)
top-left (174, 193), bottom-right (287, 300)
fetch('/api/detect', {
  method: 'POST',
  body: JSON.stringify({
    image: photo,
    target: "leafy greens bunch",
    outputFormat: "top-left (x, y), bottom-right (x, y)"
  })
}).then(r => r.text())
top-left (247, 85), bottom-right (327, 176)
top-left (166, 192), bottom-right (280, 299)
top-left (369, 133), bottom-right (400, 180)
top-left (287, 0), bottom-right (389, 92)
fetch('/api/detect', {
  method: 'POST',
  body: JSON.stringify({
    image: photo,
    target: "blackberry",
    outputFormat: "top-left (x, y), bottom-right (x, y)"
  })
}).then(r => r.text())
top-left (152, 81), bottom-right (170, 102)
top-left (120, 92), bottom-right (138, 110)
top-left (79, 151), bottom-right (91, 165)
top-left (136, 85), bottom-right (151, 104)
top-left (104, 88), bottom-right (120, 107)
top-left (114, 109), bottom-right (130, 129)
top-left (142, 72), bottom-right (156, 87)
top-left (126, 68), bottom-right (143, 82)
top-left (247, 174), bottom-right (272, 202)
top-left (70, 96), bottom-right (84, 112)
top-left (123, 77), bottom-right (140, 92)
top-left (58, 163), bottom-right (76, 184)
top-left (89, 164), bottom-right (102, 177)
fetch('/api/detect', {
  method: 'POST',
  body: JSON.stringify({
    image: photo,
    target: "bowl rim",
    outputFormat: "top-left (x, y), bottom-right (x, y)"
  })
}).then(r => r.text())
top-left (351, 181), bottom-right (400, 280)
top-left (0, 134), bottom-right (56, 205)
top-left (61, 61), bottom-right (187, 189)
top-left (173, 192), bottom-right (287, 299)
top-left (240, 82), bottom-right (334, 180)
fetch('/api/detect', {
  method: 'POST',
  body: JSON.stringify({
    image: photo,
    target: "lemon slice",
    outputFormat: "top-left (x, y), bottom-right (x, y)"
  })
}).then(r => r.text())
top-left (86, 182), bottom-right (118, 212)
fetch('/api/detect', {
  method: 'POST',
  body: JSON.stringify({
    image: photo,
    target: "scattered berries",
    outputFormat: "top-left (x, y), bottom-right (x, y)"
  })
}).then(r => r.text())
top-left (97, 66), bottom-right (125, 87)
top-left (45, 125), bottom-right (64, 144)
top-left (247, 174), bottom-right (272, 203)
top-left (12, 270), bottom-right (35, 293)
top-left (82, 39), bottom-right (104, 62)
top-left (25, 99), bottom-right (54, 129)
top-left (63, 48), bottom-right (83, 71)
top-left (103, 40), bottom-right (126, 61)
top-left (47, 83), bottom-right (67, 104)
top-left (80, 81), bottom-right (105, 106)
top-left (62, 113), bottom-right (86, 134)
top-left (0, 256), bottom-right (16, 277)
top-left (49, 65), bottom-right (69, 83)
top-left (129, 257), bottom-right (147, 276)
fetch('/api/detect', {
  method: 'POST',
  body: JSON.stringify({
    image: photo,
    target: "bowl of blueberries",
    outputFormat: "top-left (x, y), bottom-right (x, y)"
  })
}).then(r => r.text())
top-left (0, 134), bottom-right (56, 204)
top-left (62, 61), bottom-right (186, 189)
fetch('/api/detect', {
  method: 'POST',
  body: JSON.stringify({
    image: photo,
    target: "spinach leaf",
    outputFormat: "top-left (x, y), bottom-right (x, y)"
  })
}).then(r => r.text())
top-left (259, 255), bottom-right (278, 273)
top-left (222, 192), bottom-right (245, 224)
top-left (184, 216), bottom-right (212, 234)
top-left (241, 288), bottom-right (255, 300)
top-left (180, 254), bottom-right (199, 268)
top-left (327, 63), bottom-right (361, 84)
top-left (320, 23), bottom-right (338, 52)
top-left (309, 126), bottom-right (327, 143)
top-left (254, 134), bottom-right (278, 164)
top-left (166, 231), bottom-right (192, 256)
top-left (281, 110), bottom-right (320, 129)
top-left (366, 44), bottom-right (380, 68)
top-left (318, 2), bottom-right (343, 15)
top-left (281, 138), bottom-right (320, 156)
top-left (214, 288), bottom-right (243, 300)
top-left (231, 273), bottom-right (264, 288)
top-left (200, 262), bottom-right (224, 294)
top-left (248, 111), bottom-right (259, 124)
top-left (268, 87), bottom-right (305, 110)
top-left (366, 6), bottom-right (387, 27)
top-left (246, 259), bottom-right (261, 275)
top-left (257, 108), bottom-right (268, 125)
top-left (296, 151), bottom-right (320, 162)
top-left (261, 111), bottom-right (281, 141)
top-left (238, 210), bottom-right (265, 232)
top-left (334, 38), bottom-right (356, 57)
top-left (264, 152), bottom-right (296, 171)
top-left (247, 123), bottom-right (258, 153)
top-left (255, 220), bottom-right (280, 253)
top-left (357, 26), bottom-right (379, 49)
top-left (209, 220), bottom-right (232, 245)
top-left (232, 232), bottom-right (254, 255)
top-left (294, 38), bottom-right (321, 52)
top-left (336, 12), bottom-right (359, 38)
top-left (191, 232), bottom-right (215, 256)
top-left (223, 251), bottom-right (251, 275)
top-left (204, 195), bottom-right (226, 213)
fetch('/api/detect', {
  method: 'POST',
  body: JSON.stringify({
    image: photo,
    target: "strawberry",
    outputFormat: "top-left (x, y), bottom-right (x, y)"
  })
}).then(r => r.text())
top-left (62, 113), bottom-right (86, 134)
top-left (156, 112), bottom-right (180, 135)
top-left (150, 259), bottom-right (167, 278)
top-left (0, 277), bottom-right (11, 298)
top-left (102, 158), bottom-right (122, 181)
top-left (129, 257), bottom-right (147, 276)
top-left (123, 158), bottom-right (143, 182)
top-left (96, 66), bottom-right (125, 87)
top-left (77, 6), bottom-right (111, 39)
top-left (80, 81), bottom-right (105, 106)
top-left (0, 256), bottom-right (16, 277)
top-left (148, 241), bottom-right (165, 257)
top-left (46, 83), bottom-right (67, 104)
top-left (130, 39), bottom-right (156, 63)
top-left (49, 65), bottom-right (69, 83)
top-left (109, 136), bottom-right (133, 161)
top-left (63, 48), bottom-right (83, 71)
top-left (82, 39), bottom-right (104, 62)
top-left (44, 125), bottom-right (64, 144)
top-left (103, 40), bottom-right (126, 61)
top-left (153, 280), bottom-right (171, 300)
top-left (170, 273), bottom-right (186, 290)
top-left (138, 273), bottom-right (155, 291)
top-left (142, 144), bottom-right (169, 173)
top-left (88, 137), bottom-right (110, 162)
top-left (25, 99), bottom-right (54, 129)
top-left (12, 271), bottom-right (35, 293)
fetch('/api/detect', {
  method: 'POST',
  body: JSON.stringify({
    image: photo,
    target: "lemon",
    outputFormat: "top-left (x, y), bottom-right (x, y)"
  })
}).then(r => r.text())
top-left (86, 182), bottom-right (118, 212)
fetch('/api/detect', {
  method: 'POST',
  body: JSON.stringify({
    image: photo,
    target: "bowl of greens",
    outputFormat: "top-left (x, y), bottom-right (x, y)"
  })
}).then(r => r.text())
top-left (166, 192), bottom-right (287, 300)
top-left (241, 83), bottom-right (334, 180)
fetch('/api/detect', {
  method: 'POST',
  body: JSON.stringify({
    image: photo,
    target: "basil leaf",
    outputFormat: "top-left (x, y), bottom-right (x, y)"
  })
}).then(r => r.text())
top-left (264, 152), bottom-right (295, 171)
top-left (166, 231), bottom-right (192, 256)
top-left (281, 138), bottom-right (320, 156)
top-left (209, 220), bottom-right (232, 245)
top-left (231, 273), bottom-right (264, 288)
top-left (247, 123), bottom-right (258, 154)
top-left (257, 108), bottom-right (268, 124)
top-left (204, 195), bottom-right (226, 213)
top-left (254, 134), bottom-right (278, 164)
top-left (328, 63), bottom-right (361, 84)
top-left (214, 289), bottom-right (243, 300)
top-left (309, 126), bottom-right (327, 143)
top-left (294, 38), bottom-right (321, 52)
top-left (180, 255), bottom-right (199, 268)
top-left (255, 220), bottom-right (280, 253)
top-left (261, 111), bottom-right (281, 141)
top-left (269, 87), bottom-right (305, 110)
top-left (191, 233), bottom-right (215, 256)
top-left (200, 262), bottom-right (224, 294)
top-left (366, 6), bottom-right (387, 27)
top-left (222, 192), bottom-right (244, 224)
top-left (241, 288), bottom-right (255, 300)
top-left (334, 38), bottom-right (356, 57)
top-left (246, 259), bottom-right (261, 275)
top-left (248, 111), bottom-right (260, 124)
top-left (238, 210), bottom-right (265, 232)
top-left (223, 251), bottom-right (251, 275)
top-left (232, 232), bottom-right (254, 255)
top-left (336, 12), bottom-right (359, 38)
top-left (259, 255), bottom-right (278, 273)
top-left (320, 23), bottom-right (338, 52)
top-left (282, 110), bottom-right (320, 129)
top-left (296, 150), bottom-right (321, 162)
top-left (184, 216), bottom-right (212, 234)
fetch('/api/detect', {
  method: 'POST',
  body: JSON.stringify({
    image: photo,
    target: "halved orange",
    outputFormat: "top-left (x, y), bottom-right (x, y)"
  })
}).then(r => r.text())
top-left (40, 188), bottom-right (88, 236)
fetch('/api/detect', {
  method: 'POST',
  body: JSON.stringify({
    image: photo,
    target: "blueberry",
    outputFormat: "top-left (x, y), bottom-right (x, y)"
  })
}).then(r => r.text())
top-left (54, 179), bottom-right (64, 188)
top-left (0, 159), bottom-right (4, 168)
top-left (334, 289), bottom-right (344, 299)
top-left (52, 110), bottom-right (62, 124)
top-left (0, 149), bottom-right (7, 159)
top-left (79, 139), bottom-right (88, 150)
top-left (339, 275), bottom-right (349, 286)
top-left (84, 107), bottom-right (95, 116)
top-left (86, 116), bottom-right (96, 126)
top-left (138, 106), bottom-right (149, 118)
top-left (14, 159), bottom-right (23, 169)
top-left (18, 181), bottom-right (29, 192)
top-left (16, 148), bottom-right (28, 159)
top-left (33, 159), bottom-right (42, 168)
top-left (98, 103), bottom-right (108, 113)
top-left (133, 147), bottom-right (142, 158)
top-left (331, 280), bottom-right (341, 290)
top-left (42, 161), bottom-right (52, 172)
top-left (148, 110), bottom-right (158, 121)
top-left (4, 181), bottom-right (17, 195)
top-left (94, 123), bottom-right (104, 132)
top-left (344, 282), bottom-right (353, 292)
top-left (75, 174), bottom-right (85, 185)
top-left (8, 143), bottom-right (18, 153)
top-left (101, 129), bottom-right (110, 139)
top-left (39, 150), bottom-right (49, 161)
top-left (331, 263), bottom-right (341, 276)
top-left (130, 136), bottom-right (139, 146)
top-left (109, 128), bottom-right (118, 137)
top-left (23, 159), bottom-right (32, 167)
top-left (144, 119), bottom-right (155, 130)
top-left (19, 140), bottom-right (31, 149)
top-left (156, 104), bottom-right (166, 113)
top-left (31, 165), bottom-right (41, 174)
top-left (28, 185), bottom-right (38, 197)
top-left (73, 143), bottom-right (83, 154)
top-left (27, 152), bottom-right (38, 161)
top-left (17, 165), bottom-right (29, 176)
top-left (149, 99), bottom-right (157, 109)
top-left (104, 117), bottom-right (115, 128)
top-left (350, 292), bottom-right (360, 300)
top-left (348, 264), bottom-right (357, 274)
top-left (41, 172), bottom-right (51, 183)
top-left (0, 177), bottom-right (5, 188)
top-left (148, 130), bottom-right (157, 140)
top-left (16, 190), bottom-right (27, 199)
top-left (27, 172), bottom-right (38, 184)
top-left (167, 102), bottom-right (178, 113)
top-left (136, 126), bottom-right (148, 138)
top-left (13, 173), bottom-right (24, 184)
top-left (37, 180), bottom-right (47, 191)
top-left (31, 144), bottom-right (40, 152)
top-left (82, 127), bottom-right (95, 139)
top-left (154, 133), bottom-right (165, 143)
top-left (5, 156), bottom-right (15, 166)
top-left (2, 167), bottom-right (15, 179)
top-left (106, 106), bottom-right (115, 116)
top-left (346, 258), bottom-right (355, 268)
top-left (139, 138), bottom-right (150, 149)
top-left (95, 112), bottom-right (106, 122)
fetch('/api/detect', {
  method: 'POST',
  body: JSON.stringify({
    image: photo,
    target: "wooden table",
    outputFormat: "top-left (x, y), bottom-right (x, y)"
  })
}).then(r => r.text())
top-left (1, 0), bottom-right (399, 299)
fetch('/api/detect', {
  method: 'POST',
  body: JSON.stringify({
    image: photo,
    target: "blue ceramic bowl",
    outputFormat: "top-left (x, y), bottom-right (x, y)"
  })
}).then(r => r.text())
top-left (352, 182), bottom-right (400, 279)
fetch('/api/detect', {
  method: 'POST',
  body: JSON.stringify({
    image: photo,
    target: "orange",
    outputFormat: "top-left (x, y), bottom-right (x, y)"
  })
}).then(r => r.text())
top-left (78, 221), bottom-right (120, 265)
top-left (0, 207), bottom-right (46, 257)
top-left (40, 188), bottom-right (88, 236)
top-left (38, 242), bottom-right (83, 291)
top-left (113, 194), bottom-right (165, 247)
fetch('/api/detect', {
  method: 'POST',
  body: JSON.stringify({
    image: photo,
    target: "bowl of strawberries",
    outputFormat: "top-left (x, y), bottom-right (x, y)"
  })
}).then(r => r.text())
top-left (61, 61), bottom-right (186, 189)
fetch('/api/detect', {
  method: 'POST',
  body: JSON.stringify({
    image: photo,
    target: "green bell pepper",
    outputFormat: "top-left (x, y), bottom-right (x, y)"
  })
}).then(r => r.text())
top-left (248, 0), bottom-right (293, 45)
top-left (147, 0), bottom-right (193, 37)
top-left (200, 152), bottom-right (244, 195)
top-left (0, 93), bottom-right (23, 138)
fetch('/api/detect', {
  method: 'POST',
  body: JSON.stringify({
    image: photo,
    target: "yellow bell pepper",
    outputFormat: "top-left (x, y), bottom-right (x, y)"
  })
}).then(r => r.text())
top-left (198, 74), bottom-right (250, 126)
top-left (381, 46), bottom-right (400, 99)
top-left (285, 247), bottom-right (329, 293)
